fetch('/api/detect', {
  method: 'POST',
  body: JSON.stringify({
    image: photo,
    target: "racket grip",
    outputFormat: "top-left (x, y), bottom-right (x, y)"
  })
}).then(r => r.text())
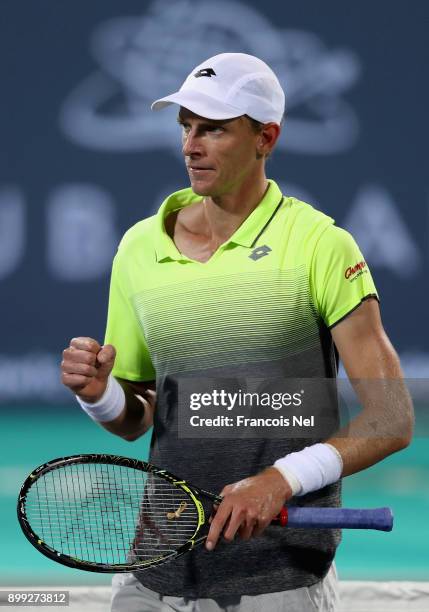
top-left (274, 507), bottom-right (393, 531)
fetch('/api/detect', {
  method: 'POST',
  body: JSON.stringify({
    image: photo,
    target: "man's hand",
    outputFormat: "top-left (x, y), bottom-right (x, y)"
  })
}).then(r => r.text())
top-left (61, 337), bottom-right (115, 402)
top-left (206, 467), bottom-right (292, 551)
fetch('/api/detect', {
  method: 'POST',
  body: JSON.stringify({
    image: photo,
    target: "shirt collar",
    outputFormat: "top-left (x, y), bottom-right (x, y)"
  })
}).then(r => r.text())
top-left (154, 189), bottom-right (201, 262)
top-left (154, 180), bottom-right (284, 262)
top-left (228, 180), bottom-right (284, 248)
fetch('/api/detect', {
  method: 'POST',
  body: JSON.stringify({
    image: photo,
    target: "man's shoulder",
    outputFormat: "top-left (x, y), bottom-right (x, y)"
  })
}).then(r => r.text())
top-left (117, 187), bottom-right (199, 254)
top-left (280, 195), bottom-right (359, 261)
top-left (283, 195), bottom-right (335, 242)
top-left (286, 196), bottom-right (333, 226)
top-left (118, 215), bottom-right (157, 252)
top-left (284, 198), bottom-right (365, 275)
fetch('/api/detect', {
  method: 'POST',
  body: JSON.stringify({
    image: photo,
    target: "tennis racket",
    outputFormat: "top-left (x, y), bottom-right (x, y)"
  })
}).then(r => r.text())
top-left (17, 454), bottom-right (393, 573)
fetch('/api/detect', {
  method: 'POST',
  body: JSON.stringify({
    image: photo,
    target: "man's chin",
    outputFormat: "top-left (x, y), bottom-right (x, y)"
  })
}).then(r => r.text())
top-left (189, 180), bottom-right (215, 196)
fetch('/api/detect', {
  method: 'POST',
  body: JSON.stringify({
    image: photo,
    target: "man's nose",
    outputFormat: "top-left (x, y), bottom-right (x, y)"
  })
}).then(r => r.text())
top-left (182, 130), bottom-right (203, 157)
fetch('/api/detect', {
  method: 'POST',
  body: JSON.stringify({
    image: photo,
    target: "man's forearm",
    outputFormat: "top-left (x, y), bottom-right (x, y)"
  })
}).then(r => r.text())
top-left (327, 376), bottom-right (414, 477)
top-left (99, 378), bottom-right (156, 441)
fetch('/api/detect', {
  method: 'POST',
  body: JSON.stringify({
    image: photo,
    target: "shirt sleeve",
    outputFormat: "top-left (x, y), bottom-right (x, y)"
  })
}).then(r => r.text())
top-left (309, 225), bottom-right (379, 328)
top-left (104, 253), bottom-right (156, 382)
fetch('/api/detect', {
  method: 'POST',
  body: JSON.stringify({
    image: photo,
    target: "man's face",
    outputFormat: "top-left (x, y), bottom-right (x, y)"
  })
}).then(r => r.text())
top-left (178, 107), bottom-right (262, 197)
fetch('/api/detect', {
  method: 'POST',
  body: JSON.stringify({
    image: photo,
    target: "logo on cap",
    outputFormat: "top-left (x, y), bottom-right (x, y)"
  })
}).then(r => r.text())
top-left (194, 68), bottom-right (216, 78)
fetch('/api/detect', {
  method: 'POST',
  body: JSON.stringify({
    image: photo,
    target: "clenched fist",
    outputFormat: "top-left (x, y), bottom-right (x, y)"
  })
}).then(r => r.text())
top-left (61, 337), bottom-right (116, 403)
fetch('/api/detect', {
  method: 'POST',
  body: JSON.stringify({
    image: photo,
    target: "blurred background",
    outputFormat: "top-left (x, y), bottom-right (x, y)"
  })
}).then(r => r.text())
top-left (1, 0), bottom-right (428, 589)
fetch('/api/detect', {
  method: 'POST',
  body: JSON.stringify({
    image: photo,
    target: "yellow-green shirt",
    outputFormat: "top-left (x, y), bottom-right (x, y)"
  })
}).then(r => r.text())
top-left (104, 179), bottom-right (378, 597)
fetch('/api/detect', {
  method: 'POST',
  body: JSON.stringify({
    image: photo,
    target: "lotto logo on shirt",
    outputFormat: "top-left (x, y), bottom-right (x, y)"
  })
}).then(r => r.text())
top-left (345, 260), bottom-right (367, 281)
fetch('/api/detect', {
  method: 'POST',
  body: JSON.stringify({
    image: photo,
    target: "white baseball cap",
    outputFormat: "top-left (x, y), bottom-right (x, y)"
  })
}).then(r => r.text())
top-left (151, 52), bottom-right (285, 125)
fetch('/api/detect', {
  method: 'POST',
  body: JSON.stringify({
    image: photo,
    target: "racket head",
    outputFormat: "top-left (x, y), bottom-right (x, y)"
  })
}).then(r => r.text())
top-left (17, 454), bottom-right (210, 573)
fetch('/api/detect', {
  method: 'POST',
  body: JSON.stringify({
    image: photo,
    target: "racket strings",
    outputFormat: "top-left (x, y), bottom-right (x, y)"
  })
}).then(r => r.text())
top-left (24, 463), bottom-right (200, 566)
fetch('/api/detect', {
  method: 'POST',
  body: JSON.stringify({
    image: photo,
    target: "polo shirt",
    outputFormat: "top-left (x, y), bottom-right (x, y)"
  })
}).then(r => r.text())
top-left (104, 179), bottom-right (378, 598)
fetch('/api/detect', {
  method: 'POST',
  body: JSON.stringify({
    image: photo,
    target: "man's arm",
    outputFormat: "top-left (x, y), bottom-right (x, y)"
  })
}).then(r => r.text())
top-left (329, 297), bottom-right (413, 474)
top-left (205, 298), bottom-right (414, 550)
top-left (101, 378), bottom-right (156, 441)
top-left (61, 337), bottom-right (156, 441)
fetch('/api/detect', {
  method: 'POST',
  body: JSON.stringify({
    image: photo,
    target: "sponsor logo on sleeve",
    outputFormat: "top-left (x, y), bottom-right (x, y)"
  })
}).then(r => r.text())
top-left (345, 260), bottom-right (367, 281)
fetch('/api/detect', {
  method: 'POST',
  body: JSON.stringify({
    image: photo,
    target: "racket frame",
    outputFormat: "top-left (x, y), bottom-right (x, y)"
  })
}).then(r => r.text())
top-left (17, 454), bottom-right (220, 573)
top-left (17, 453), bottom-right (393, 574)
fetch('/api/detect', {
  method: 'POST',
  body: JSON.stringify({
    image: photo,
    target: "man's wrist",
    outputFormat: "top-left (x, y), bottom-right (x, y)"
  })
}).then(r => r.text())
top-left (76, 375), bottom-right (125, 422)
top-left (76, 385), bottom-right (107, 404)
top-left (273, 443), bottom-right (343, 497)
top-left (271, 464), bottom-right (302, 497)
top-left (263, 466), bottom-right (295, 499)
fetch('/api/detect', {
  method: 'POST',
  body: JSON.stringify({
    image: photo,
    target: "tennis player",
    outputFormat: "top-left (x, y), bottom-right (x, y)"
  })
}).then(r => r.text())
top-left (61, 53), bottom-right (413, 611)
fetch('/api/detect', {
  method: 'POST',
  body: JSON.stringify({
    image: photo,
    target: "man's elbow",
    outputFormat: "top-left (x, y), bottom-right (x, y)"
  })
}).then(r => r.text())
top-left (394, 434), bottom-right (412, 452)
top-left (121, 426), bottom-right (148, 442)
top-left (398, 423), bottom-right (413, 449)
top-left (121, 432), bottom-right (143, 442)
top-left (391, 412), bottom-right (414, 451)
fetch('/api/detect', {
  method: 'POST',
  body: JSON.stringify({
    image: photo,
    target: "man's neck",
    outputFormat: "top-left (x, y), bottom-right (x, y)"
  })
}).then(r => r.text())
top-left (201, 176), bottom-right (269, 244)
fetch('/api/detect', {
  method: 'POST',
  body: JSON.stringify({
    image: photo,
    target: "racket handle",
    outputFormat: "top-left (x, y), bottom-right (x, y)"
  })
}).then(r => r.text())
top-left (274, 507), bottom-right (393, 531)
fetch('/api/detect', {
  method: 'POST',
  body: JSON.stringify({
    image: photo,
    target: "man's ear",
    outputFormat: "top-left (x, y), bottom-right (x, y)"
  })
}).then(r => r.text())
top-left (259, 123), bottom-right (281, 157)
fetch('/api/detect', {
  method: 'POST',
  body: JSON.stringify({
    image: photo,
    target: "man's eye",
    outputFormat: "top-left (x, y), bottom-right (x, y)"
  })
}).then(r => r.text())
top-left (207, 126), bottom-right (224, 133)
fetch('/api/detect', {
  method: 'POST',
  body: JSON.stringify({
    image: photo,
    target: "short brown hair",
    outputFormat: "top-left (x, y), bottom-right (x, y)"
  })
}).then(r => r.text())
top-left (245, 115), bottom-right (264, 134)
top-left (244, 115), bottom-right (284, 159)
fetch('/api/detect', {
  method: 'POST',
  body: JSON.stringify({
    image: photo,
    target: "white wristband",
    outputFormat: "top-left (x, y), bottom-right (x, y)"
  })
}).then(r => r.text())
top-left (76, 375), bottom-right (125, 422)
top-left (273, 443), bottom-right (343, 497)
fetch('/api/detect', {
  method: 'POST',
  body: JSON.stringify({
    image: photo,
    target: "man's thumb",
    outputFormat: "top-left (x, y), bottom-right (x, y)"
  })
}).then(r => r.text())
top-left (96, 344), bottom-right (116, 378)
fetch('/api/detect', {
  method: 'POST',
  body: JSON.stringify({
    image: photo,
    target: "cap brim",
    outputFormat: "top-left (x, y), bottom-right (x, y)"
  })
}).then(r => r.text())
top-left (151, 90), bottom-right (244, 120)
